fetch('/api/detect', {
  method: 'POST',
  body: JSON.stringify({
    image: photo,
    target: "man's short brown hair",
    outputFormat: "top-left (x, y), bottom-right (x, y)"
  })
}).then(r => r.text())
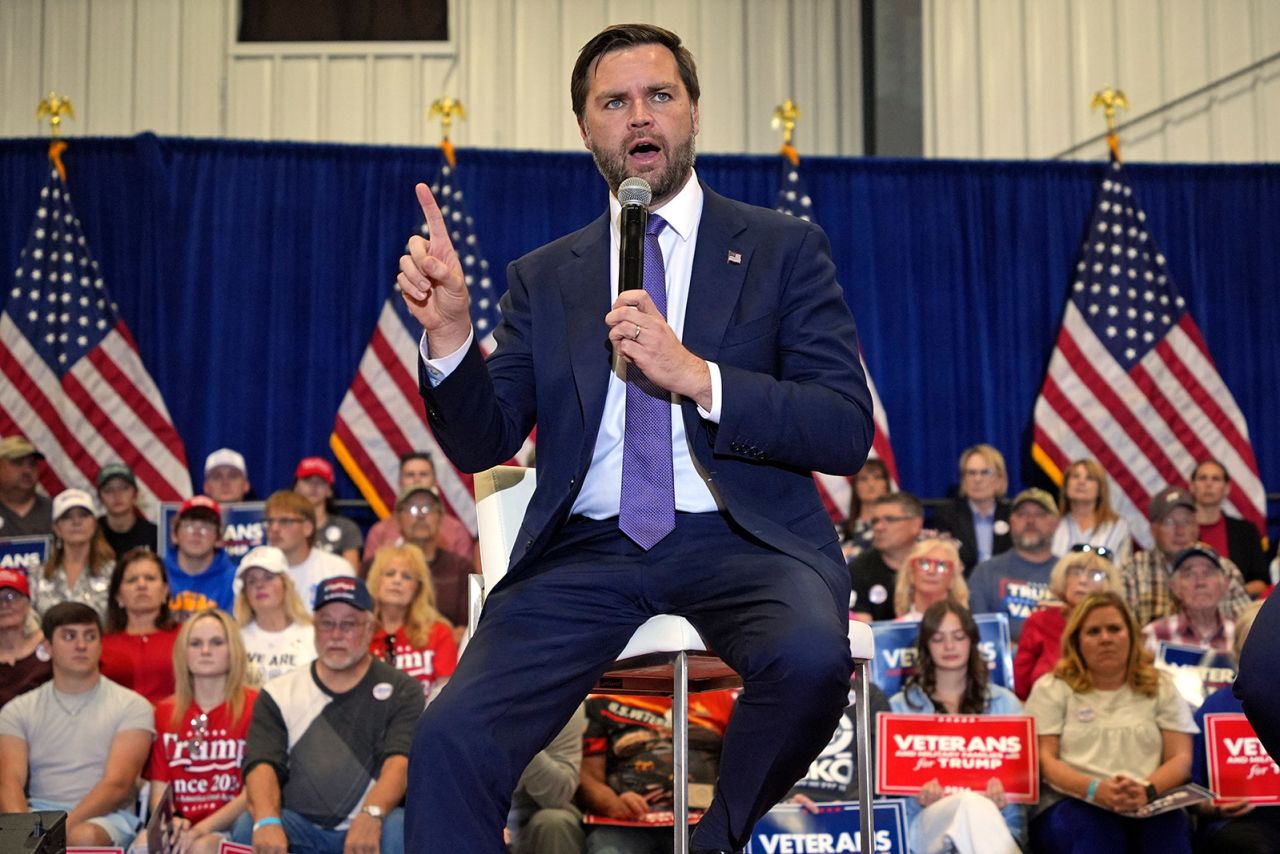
top-left (570, 23), bottom-right (700, 119)
top-left (265, 490), bottom-right (317, 546)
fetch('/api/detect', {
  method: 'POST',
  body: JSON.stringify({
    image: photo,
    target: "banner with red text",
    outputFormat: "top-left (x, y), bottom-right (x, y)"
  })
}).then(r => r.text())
top-left (1205, 713), bottom-right (1280, 805)
top-left (875, 713), bottom-right (1039, 804)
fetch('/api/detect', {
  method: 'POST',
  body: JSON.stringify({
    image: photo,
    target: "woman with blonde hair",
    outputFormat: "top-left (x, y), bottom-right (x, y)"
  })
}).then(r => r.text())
top-left (232, 545), bottom-right (315, 683)
top-left (31, 489), bottom-right (116, 618)
top-left (1013, 545), bottom-right (1120, 700)
top-left (1025, 591), bottom-right (1196, 852)
top-left (893, 537), bottom-right (969, 621)
top-left (932, 444), bottom-right (1012, 572)
top-left (1051, 458), bottom-right (1132, 564)
top-left (367, 543), bottom-right (458, 702)
top-left (148, 609), bottom-right (258, 854)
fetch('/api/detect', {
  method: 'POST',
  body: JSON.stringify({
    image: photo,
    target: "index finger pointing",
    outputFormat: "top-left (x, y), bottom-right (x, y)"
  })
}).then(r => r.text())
top-left (415, 182), bottom-right (455, 253)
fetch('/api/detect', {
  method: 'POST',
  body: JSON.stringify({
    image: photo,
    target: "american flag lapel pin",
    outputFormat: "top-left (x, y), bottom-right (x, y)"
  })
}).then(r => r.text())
top-left (727, 250), bottom-right (742, 265)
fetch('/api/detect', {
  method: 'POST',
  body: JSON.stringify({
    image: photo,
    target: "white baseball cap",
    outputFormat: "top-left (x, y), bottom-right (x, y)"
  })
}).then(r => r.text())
top-left (205, 448), bottom-right (247, 476)
top-left (236, 545), bottom-right (288, 579)
top-left (52, 488), bottom-right (96, 521)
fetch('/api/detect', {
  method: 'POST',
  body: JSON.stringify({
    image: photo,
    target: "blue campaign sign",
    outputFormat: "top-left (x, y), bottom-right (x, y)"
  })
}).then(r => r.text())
top-left (158, 502), bottom-right (266, 564)
top-left (1157, 641), bottom-right (1236, 694)
top-left (870, 613), bottom-right (1013, 697)
top-left (747, 800), bottom-right (908, 854)
top-left (0, 535), bottom-right (50, 575)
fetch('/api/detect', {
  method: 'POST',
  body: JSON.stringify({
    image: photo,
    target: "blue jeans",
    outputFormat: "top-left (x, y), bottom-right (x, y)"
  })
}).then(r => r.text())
top-left (230, 807), bottom-right (405, 854)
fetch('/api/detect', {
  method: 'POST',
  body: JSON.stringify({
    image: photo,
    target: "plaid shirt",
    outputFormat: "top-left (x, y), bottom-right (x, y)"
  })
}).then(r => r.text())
top-left (1141, 610), bottom-right (1235, 655)
top-left (1121, 549), bottom-right (1250, 628)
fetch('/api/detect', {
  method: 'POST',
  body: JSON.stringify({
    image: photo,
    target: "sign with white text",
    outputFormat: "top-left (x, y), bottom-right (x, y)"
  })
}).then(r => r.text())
top-left (1205, 713), bottom-right (1280, 805)
top-left (0, 535), bottom-right (49, 574)
top-left (875, 713), bottom-right (1039, 804)
top-left (1157, 641), bottom-right (1235, 694)
top-left (869, 614), bottom-right (1012, 697)
top-left (746, 801), bottom-right (908, 854)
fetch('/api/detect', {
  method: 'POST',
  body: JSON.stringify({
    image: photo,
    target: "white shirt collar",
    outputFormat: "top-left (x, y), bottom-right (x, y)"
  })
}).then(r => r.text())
top-left (608, 168), bottom-right (703, 243)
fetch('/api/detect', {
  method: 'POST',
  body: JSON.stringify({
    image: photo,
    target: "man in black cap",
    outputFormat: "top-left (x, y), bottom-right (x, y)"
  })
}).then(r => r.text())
top-left (0, 436), bottom-right (51, 537)
top-left (94, 463), bottom-right (158, 559)
top-left (233, 576), bottom-right (422, 854)
top-left (1140, 544), bottom-right (1235, 654)
top-left (392, 484), bottom-right (475, 640)
top-left (1120, 485), bottom-right (1250, 627)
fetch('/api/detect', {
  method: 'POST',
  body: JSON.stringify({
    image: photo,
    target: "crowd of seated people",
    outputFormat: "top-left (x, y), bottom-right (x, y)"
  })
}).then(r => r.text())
top-left (0, 431), bottom-right (1277, 852)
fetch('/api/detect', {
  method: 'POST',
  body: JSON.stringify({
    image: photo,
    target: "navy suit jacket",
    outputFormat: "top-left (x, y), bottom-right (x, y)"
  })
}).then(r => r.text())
top-left (420, 183), bottom-right (873, 604)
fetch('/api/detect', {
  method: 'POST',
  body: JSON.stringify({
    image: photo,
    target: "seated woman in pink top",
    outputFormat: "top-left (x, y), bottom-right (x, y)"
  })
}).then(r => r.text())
top-left (100, 548), bottom-right (181, 703)
top-left (1012, 545), bottom-right (1119, 701)
top-left (893, 538), bottom-right (969, 621)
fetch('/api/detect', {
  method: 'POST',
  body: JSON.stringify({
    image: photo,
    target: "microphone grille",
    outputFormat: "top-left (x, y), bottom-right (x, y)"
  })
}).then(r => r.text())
top-left (618, 177), bottom-right (652, 208)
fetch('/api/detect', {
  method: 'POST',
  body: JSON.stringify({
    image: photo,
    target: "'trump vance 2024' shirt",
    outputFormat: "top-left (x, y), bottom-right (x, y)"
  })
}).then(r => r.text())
top-left (242, 659), bottom-right (423, 830)
top-left (149, 691), bottom-right (259, 822)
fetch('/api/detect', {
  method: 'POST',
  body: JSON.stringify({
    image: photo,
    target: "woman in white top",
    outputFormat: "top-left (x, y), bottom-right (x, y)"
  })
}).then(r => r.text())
top-left (893, 538), bottom-right (969, 621)
top-left (232, 545), bottom-right (315, 684)
top-left (1025, 591), bottom-right (1196, 853)
top-left (1051, 459), bottom-right (1132, 564)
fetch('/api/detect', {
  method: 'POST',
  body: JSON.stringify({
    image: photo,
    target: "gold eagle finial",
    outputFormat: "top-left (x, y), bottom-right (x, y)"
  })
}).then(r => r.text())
top-left (36, 92), bottom-right (75, 138)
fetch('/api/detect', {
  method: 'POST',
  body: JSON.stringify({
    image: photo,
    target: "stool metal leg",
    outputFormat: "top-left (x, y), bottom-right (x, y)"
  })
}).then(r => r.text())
top-left (674, 649), bottom-right (689, 854)
top-left (853, 659), bottom-right (874, 853)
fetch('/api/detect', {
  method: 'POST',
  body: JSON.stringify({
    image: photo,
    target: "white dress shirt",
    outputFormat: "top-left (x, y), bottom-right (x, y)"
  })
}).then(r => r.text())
top-left (420, 170), bottom-right (723, 519)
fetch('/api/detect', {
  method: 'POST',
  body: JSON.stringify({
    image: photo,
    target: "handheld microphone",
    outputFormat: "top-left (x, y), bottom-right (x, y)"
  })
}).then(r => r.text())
top-left (617, 177), bottom-right (652, 292)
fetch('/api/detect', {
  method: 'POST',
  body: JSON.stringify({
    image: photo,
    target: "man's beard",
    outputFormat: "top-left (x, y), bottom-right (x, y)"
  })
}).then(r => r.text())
top-left (1014, 531), bottom-right (1051, 552)
top-left (589, 130), bottom-right (697, 204)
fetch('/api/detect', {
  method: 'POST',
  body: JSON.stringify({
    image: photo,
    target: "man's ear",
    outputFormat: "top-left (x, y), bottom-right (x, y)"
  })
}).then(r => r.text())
top-left (578, 118), bottom-right (592, 151)
top-left (691, 103), bottom-right (700, 137)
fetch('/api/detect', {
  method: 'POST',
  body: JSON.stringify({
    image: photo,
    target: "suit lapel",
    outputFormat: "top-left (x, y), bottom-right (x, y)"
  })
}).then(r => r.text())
top-left (682, 186), bottom-right (750, 360)
top-left (680, 186), bottom-right (750, 438)
top-left (560, 213), bottom-right (612, 425)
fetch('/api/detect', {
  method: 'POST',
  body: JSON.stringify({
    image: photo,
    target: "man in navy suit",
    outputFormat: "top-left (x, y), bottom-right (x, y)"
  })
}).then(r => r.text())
top-left (397, 24), bottom-right (873, 853)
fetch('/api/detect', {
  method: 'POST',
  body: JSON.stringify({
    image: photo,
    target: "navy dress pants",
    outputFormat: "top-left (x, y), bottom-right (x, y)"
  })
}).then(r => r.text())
top-left (405, 512), bottom-right (852, 853)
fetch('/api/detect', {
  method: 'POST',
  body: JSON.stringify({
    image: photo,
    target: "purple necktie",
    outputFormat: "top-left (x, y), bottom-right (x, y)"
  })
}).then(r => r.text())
top-left (619, 214), bottom-right (675, 550)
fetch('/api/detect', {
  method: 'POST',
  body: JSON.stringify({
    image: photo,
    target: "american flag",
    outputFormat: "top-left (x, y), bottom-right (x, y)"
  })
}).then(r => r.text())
top-left (331, 149), bottom-right (504, 532)
top-left (0, 154), bottom-right (192, 507)
top-left (1032, 160), bottom-right (1265, 547)
top-left (774, 150), bottom-right (901, 520)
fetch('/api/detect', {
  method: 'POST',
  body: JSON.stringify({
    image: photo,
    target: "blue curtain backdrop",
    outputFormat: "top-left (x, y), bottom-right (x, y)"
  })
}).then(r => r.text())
top-left (1, 135), bottom-right (1276, 534)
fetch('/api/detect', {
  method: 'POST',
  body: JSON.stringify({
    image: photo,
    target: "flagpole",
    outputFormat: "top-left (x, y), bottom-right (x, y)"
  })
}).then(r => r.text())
top-left (429, 96), bottom-right (466, 168)
top-left (772, 98), bottom-right (800, 166)
top-left (36, 91), bottom-right (74, 179)
top-left (1090, 85), bottom-right (1128, 163)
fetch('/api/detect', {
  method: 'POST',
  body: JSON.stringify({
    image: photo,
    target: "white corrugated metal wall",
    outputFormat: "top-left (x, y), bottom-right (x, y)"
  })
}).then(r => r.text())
top-left (2, 0), bottom-right (1277, 161)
